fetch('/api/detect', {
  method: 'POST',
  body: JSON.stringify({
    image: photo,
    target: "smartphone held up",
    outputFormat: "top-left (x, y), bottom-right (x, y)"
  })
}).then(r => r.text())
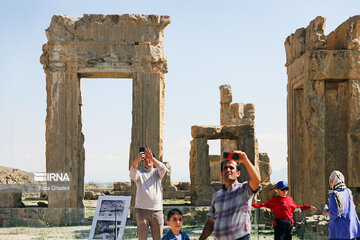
top-left (223, 152), bottom-right (240, 161)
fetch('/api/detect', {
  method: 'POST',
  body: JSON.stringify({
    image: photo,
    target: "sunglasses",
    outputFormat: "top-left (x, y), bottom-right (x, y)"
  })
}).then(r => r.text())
top-left (280, 188), bottom-right (289, 191)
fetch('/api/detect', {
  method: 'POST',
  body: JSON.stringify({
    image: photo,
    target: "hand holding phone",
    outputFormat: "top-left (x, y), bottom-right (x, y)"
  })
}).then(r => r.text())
top-left (138, 147), bottom-right (146, 161)
top-left (223, 152), bottom-right (240, 160)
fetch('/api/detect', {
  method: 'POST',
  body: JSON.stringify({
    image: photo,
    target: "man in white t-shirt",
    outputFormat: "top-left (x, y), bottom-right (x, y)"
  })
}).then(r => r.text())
top-left (130, 147), bottom-right (167, 240)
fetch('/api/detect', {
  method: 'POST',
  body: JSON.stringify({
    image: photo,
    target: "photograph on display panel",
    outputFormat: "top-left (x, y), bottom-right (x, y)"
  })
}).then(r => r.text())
top-left (99, 199), bottom-right (125, 217)
top-left (89, 196), bottom-right (131, 240)
top-left (93, 220), bottom-right (122, 239)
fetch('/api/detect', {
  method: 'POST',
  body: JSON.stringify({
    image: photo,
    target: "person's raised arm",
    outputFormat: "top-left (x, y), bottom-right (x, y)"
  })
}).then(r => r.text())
top-left (145, 147), bottom-right (167, 178)
top-left (199, 216), bottom-right (214, 240)
top-left (235, 151), bottom-right (261, 192)
top-left (145, 147), bottom-right (161, 167)
top-left (132, 152), bottom-right (144, 169)
top-left (130, 152), bottom-right (144, 182)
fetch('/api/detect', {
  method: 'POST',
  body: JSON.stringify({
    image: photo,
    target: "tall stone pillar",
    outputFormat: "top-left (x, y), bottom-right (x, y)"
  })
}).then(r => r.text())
top-left (219, 85), bottom-right (257, 161)
top-left (43, 45), bottom-right (85, 224)
top-left (189, 138), bottom-right (213, 206)
top-left (348, 79), bottom-right (360, 187)
top-left (219, 85), bottom-right (235, 155)
top-left (130, 72), bottom-right (165, 163)
top-left (130, 72), bottom-right (165, 209)
top-left (302, 80), bottom-right (326, 205)
top-left (288, 87), bottom-right (306, 203)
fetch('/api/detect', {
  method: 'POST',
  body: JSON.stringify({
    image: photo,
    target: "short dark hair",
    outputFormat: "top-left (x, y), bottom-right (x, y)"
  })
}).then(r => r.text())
top-left (220, 160), bottom-right (241, 172)
top-left (167, 208), bottom-right (183, 221)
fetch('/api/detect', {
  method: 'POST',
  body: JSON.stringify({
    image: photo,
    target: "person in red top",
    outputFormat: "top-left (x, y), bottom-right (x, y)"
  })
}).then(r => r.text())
top-left (252, 181), bottom-right (316, 240)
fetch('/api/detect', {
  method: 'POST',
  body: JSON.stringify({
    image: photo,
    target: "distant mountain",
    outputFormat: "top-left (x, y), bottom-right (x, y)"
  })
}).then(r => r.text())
top-left (270, 167), bottom-right (287, 184)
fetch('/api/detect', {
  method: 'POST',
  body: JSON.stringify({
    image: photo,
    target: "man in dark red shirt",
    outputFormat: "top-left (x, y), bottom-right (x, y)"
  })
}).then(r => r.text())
top-left (252, 181), bottom-right (316, 240)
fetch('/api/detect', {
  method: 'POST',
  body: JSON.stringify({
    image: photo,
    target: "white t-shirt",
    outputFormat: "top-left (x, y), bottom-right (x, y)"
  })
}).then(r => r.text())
top-left (175, 234), bottom-right (182, 240)
top-left (129, 161), bottom-right (167, 211)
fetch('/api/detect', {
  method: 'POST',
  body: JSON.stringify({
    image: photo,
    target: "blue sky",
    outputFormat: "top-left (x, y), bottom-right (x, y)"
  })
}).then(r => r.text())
top-left (1, 1), bottom-right (359, 183)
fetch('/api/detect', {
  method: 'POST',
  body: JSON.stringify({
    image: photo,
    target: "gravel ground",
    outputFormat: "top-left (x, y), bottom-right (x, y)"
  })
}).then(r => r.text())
top-left (0, 225), bottom-right (277, 240)
top-left (0, 200), bottom-right (279, 239)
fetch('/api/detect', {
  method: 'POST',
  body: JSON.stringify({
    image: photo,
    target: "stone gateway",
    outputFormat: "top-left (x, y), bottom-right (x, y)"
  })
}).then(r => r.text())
top-left (40, 14), bottom-right (170, 225)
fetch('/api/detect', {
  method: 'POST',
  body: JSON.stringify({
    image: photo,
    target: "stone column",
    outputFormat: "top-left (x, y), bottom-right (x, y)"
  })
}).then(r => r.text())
top-left (236, 127), bottom-right (257, 183)
top-left (258, 153), bottom-right (272, 183)
top-left (219, 84), bottom-right (232, 126)
top-left (130, 72), bottom-right (165, 209)
top-left (130, 72), bottom-right (165, 162)
top-left (348, 79), bottom-right (360, 187)
top-left (189, 138), bottom-right (213, 206)
top-left (324, 81), bottom-right (349, 181)
top-left (288, 87), bottom-right (306, 203)
top-left (302, 80), bottom-right (326, 207)
top-left (45, 44), bottom-right (85, 224)
top-left (219, 85), bottom-right (235, 156)
top-left (209, 155), bottom-right (221, 182)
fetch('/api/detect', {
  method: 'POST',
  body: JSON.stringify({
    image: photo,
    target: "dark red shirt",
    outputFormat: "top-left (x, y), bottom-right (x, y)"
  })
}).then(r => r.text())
top-left (252, 195), bottom-right (311, 226)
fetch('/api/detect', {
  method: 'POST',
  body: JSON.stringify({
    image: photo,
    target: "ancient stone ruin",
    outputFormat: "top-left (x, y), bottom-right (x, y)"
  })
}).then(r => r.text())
top-left (4, 14), bottom-right (359, 235)
top-left (219, 85), bottom-right (272, 183)
top-left (39, 14), bottom-right (170, 225)
top-left (285, 16), bottom-right (360, 211)
top-left (189, 84), bottom-right (272, 206)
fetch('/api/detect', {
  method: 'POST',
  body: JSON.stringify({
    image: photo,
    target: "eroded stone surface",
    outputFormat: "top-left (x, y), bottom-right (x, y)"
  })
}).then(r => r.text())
top-left (40, 14), bottom-right (170, 225)
top-left (0, 191), bottom-right (23, 208)
top-left (189, 85), bottom-right (271, 205)
top-left (209, 155), bottom-right (221, 182)
top-left (191, 125), bottom-right (253, 139)
top-left (258, 153), bottom-right (272, 183)
top-left (286, 15), bottom-right (360, 211)
top-left (189, 138), bottom-right (213, 206)
top-left (327, 15), bottom-right (360, 50)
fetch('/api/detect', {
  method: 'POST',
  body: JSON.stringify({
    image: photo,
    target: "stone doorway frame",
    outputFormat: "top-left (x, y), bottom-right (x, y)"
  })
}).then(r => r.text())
top-left (40, 14), bottom-right (170, 224)
top-left (189, 125), bottom-right (257, 206)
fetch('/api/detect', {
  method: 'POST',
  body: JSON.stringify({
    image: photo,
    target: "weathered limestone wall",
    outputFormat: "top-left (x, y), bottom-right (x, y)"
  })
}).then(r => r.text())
top-left (189, 125), bottom-right (256, 205)
top-left (189, 137), bottom-right (213, 205)
top-left (209, 155), bottom-right (221, 182)
top-left (258, 153), bottom-right (272, 183)
top-left (286, 16), bottom-right (360, 210)
top-left (40, 14), bottom-right (170, 224)
top-left (189, 85), bottom-right (272, 205)
top-left (219, 85), bottom-right (255, 154)
top-left (0, 191), bottom-right (22, 208)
